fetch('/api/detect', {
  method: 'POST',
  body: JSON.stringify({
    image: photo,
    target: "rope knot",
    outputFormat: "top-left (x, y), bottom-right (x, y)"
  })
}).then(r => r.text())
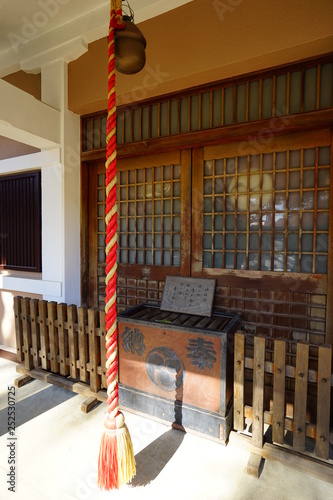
top-left (104, 412), bottom-right (125, 431)
top-left (111, 0), bottom-right (125, 29)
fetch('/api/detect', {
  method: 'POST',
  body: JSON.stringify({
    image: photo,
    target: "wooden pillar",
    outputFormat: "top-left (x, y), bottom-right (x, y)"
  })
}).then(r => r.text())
top-left (325, 130), bottom-right (333, 350)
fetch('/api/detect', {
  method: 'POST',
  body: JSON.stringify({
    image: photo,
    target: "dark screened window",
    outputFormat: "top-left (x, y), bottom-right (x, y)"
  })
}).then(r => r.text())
top-left (0, 171), bottom-right (41, 272)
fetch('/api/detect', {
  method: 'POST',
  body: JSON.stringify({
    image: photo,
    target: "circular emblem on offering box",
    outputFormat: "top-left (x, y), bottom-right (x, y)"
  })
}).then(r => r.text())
top-left (146, 347), bottom-right (185, 392)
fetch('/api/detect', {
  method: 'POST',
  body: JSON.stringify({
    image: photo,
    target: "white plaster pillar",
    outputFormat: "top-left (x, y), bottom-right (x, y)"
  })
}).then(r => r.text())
top-left (41, 60), bottom-right (81, 306)
top-left (41, 162), bottom-right (64, 301)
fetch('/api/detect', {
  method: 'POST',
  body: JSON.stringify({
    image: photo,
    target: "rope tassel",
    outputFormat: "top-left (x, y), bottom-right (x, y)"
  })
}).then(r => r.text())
top-left (98, 0), bottom-right (136, 490)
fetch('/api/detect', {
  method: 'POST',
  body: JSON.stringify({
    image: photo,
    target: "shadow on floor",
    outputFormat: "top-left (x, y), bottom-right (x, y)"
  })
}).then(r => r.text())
top-left (132, 428), bottom-right (185, 487)
top-left (0, 385), bottom-right (76, 436)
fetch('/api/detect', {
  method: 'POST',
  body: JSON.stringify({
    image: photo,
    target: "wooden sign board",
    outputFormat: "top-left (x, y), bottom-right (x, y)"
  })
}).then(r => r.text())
top-left (160, 276), bottom-right (216, 317)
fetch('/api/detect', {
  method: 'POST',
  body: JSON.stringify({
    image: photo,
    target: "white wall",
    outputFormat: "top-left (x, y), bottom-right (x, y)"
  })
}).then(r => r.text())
top-left (0, 61), bottom-right (81, 350)
top-left (0, 290), bottom-right (42, 351)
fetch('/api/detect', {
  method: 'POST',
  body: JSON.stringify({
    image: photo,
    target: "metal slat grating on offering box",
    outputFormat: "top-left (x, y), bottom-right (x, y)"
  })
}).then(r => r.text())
top-left (118, 276), bottom-right (241, 443)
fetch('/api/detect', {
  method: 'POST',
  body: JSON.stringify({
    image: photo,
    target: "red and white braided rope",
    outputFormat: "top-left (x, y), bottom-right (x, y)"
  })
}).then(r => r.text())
top-left (104, 0), bottom-right (124, 421)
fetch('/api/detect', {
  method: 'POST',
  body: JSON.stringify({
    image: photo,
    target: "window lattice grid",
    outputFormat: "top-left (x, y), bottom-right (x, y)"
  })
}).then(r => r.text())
top-left (203, 146), bottom-right (331, 274)
top-left (82, 58), bottom-right (333, 150)
top-left (83, 114), bottom-right (107, 151)
top-left (117, 164), bottom-right (181, 266)
top-left (116, 62), bottom-right (333, 144)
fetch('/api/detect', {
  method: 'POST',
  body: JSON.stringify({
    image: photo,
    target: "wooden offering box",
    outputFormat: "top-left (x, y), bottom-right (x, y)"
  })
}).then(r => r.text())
top-left (118, 277), bottom-right (241, 443)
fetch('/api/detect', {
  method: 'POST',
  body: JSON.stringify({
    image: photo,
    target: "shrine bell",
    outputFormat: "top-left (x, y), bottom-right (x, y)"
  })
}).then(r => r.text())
top-left (114, 16), bottom-right (147, 74)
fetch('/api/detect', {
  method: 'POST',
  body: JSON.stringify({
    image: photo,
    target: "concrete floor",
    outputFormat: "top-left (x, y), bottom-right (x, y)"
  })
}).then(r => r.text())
top-left (1, 356), bottom-right (332, 500)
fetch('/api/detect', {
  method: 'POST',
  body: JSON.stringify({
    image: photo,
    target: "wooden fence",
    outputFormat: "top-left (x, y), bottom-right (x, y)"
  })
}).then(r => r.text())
top-left (12, 296), bottom-right (333, 467)
top-left (233, 332), bottom-right (333, 473)
top-left (14, 297), bottom-right (107, 408)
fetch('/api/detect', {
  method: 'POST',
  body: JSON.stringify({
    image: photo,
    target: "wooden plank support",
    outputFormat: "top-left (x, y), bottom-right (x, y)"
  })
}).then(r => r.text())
top-left (68, 305), bottom-right (78, 380)
top-left (78, 307), bottom-right (89, 383)
top-left (99, 311), bottom-right (107, 389)
top-left (252, 335), bottom-right (265, 449)
top-left (39, 300), bottom-right (49, 370)
top-left (244, 406), bottom-right (333, 444)
top-left (14, 297), bottom-right (23, 363)
top-left (30, 299), bottom-right (40, 368)
top-left (88, 309), bottom-right (100, 393)
top-left (247, 452), bottom-right (263, 478)
top-left (230, 432), bottom-right (333, 485)
top-left (244, 356), bottom-right (329, 385)
top-left (16, 364), bottom-right (107, 403)
top-left (48, 301), bottom-right (59, 373)
top-left (57, 303), bottom-right (69, 376)
top-left (81, 397), bottom-right (100, 413)
top-left (14, 374), bottom-right (32, 388)
top-left (293, 341), bottom-right (309, 452)
top-left (315, 345), bottom-right (332, 459)
top-left (234, 332), bottom-right (245, 431)
top-left (21, 297), bottom-right (33, 370)
top-left (272, 338), bottom-right (286, 444)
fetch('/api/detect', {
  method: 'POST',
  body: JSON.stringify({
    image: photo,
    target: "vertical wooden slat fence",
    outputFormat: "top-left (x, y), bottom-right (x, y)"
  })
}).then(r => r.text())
top-left (234, 333), bottom-right (245, 430)
top-left (252, 336), bottom-right (265, 449)
top-left (48, 301), bottom-right (58, 374)
top-left (234, 332), bottom-right (333, 469)
top-left (14, 296), bottom-right (107, 404)
top-left (13, 294), bottom-right (333, 468)
top-left (39, 300), bottom-right (49, 371)
top-left (88, 308), bottom-right (100, 394)
top-left (68, 304), bottom-right (78, 380)
top-left (272, 338), bottom-right (286, 444)
top-left (293, 341), bottom-right (309, 452)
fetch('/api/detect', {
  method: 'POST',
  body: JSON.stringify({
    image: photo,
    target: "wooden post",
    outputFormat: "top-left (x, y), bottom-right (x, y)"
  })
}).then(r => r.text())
top-left (234, 332), bottom-right (245, 431)
top-left (180, 149), bottom-right (192, 277)
top-left (272, 338), bottom-right (286, 444)
top-left (14, 374), bottom-right (32, 388)
top-left (21, 298), bottom-right (32, 370)
top-left (57, 303), bottom-right (69, 376)
top-left (315, 344), bottom-right (332, 459)
top-left (293, 341), bottom-right (309, 452)
top-left (191, 147), bottom-right (204, 276)
top-left (325, 137), bottom-right (333, 349)
top-left (252, 336), bottom-right (265, 449)
top-left (81, 397), bottom-right (99, 414)
top-left (68, 305), bottom-right (78, 380)
top-left (78, 307), bottom-right (89, 383)
top-left (30, 299), bottom-right (40, 368)
top-left (88, 308), bottom-right (100, 393)
top-left (14, 297), bottom-right (23, 363)
top-left (39, 300), bottom-right (49, 370)
top-left (48, 301), bottom-right (59, 373)
top-left (99, 310), bottom-right (107, 389)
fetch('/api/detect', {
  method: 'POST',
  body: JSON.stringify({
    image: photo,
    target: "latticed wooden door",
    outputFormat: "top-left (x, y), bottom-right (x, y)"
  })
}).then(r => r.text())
top-left (191, 130), bottom-right (332, 343)
top-left (86, 150), bottom-right (192, 310)
top-left (86, 128), bottom-right (332, 345)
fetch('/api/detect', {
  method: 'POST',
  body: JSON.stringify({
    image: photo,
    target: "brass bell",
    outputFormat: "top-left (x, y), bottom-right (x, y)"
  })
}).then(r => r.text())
top-left (115, 19), bottom-right (147, 74)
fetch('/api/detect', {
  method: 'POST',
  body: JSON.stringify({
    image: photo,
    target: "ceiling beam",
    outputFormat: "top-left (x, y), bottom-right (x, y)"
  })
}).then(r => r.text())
top-left (0, 79), bottom-right (60, 148)
top-left (0, 0), bottom-right (194, 77)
